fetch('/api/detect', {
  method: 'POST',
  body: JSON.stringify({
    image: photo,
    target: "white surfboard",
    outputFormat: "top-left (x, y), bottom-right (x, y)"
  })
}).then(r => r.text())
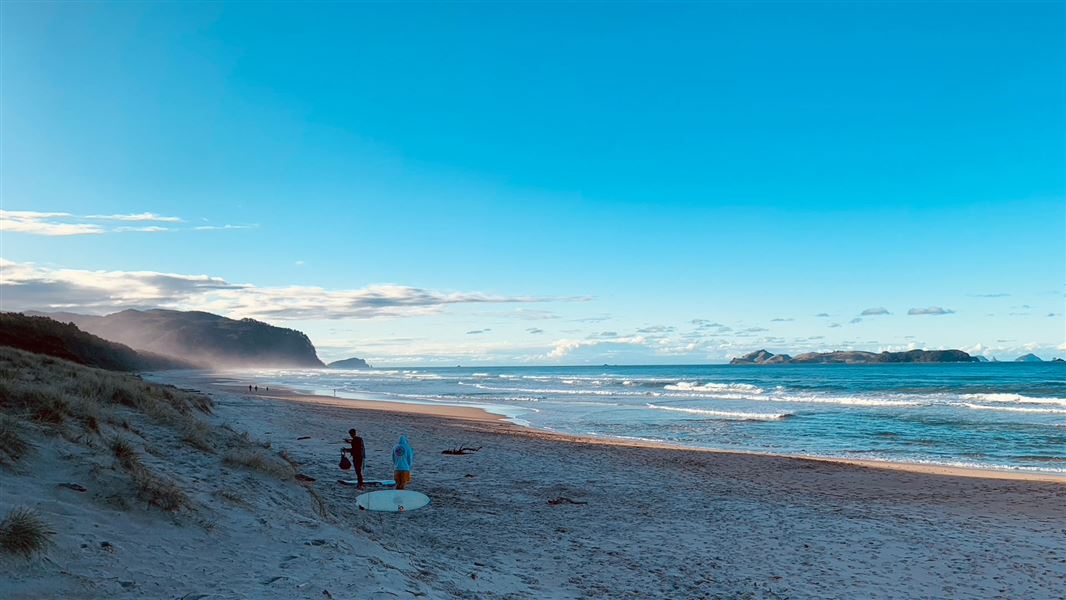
top-left (356, 490), bottom-right (430, 512)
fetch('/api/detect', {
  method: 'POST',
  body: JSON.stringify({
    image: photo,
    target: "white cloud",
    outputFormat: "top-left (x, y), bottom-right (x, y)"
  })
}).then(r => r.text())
top-left (193, 224), bottom-right (258, 231)
top-left (86, 212), bottom-right (183, 222)
top-left (0, 211), bottom-right (104, 236)
top-left (635, 325), bottom-right (675, 335)
top-left (113, 226), bottom-right (172, 233)
top-left (860, 307), bottom-right (890, 316)
top-left (570, 315), bottom-right (612, 323)
top-left (547, 336), bottom-right (647, 359)
top-left (1, 211), bottom-right (71, 218)
top-left (963, 342), bottom-right (993, 358)
top-left (1, 209), bottom-right (246, 235)
top-left (507, 309), bottom-right (563, 320)
top-left (0, 259), bottom-right (576, 321)
top-left (587, 331), bottom-right (619, 339)
top-left (473, 308), bottom-right (563, 320)
top-left (907, 306), bottom-right (955, 316)
top-left (317, 336), bottom-right (547, 365)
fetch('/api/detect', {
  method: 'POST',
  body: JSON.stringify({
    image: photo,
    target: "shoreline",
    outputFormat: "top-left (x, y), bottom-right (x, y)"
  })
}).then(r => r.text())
top-left (160, 373), bottom-right (1066, 484)
top-left (17, 363), bottom-right (1055, 598)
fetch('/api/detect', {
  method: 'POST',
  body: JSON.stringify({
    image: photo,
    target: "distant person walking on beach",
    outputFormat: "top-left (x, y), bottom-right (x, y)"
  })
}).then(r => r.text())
top-left (392, 435), bottom-right (414, 490)
top-left (343, 428), bottom-right (366, 487)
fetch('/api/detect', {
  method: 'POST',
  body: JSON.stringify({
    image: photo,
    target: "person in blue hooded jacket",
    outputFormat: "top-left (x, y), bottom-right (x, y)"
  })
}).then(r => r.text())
top-left (392, 435), bottom-right (414, 490)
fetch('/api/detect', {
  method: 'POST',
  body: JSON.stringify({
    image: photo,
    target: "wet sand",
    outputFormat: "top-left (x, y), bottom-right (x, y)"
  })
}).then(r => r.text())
top-left (221, 380), bottom-right (1066, 484)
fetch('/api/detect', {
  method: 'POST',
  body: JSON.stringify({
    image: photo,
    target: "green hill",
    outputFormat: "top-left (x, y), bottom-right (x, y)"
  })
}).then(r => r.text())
top-left (31, 309), bottom-right (324, 368)
top-left (0, 313), bottom-right (189, 371)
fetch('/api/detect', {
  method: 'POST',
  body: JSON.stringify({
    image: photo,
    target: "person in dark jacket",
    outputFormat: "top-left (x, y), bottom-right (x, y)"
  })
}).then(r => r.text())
top-left (343, 428), bottom-right (366, 487)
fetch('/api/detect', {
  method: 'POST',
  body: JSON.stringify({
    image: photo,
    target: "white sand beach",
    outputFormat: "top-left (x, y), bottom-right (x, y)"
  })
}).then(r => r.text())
top-left (4, 369), bottom-right (1064, 600)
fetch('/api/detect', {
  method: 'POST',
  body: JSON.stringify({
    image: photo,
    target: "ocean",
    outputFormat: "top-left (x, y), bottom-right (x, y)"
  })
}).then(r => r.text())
top-left (230, 363), bottom-right (1065, 475)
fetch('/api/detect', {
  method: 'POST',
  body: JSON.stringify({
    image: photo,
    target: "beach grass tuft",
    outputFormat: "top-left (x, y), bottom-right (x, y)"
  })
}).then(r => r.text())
top-left (110, 436), bottom-right (142, 471)
top-left (223, 448), bottom-right (294, 480)
top-left (180, 420), bottom-right (215, 453)
top-left (213, 488), bottom-right (249, 507)
top-left (306, 486), bottom-right (329, 519)
top-left (0, 415), bottom-right (31, 464)
top-left (0, 507), bottom-right (54, 558)
top-left (133, 469), bottom-right (188, 512)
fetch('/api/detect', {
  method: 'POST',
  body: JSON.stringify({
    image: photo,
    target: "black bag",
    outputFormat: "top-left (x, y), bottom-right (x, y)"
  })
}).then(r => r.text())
top-left (339, 453), bottom-right (351, 470)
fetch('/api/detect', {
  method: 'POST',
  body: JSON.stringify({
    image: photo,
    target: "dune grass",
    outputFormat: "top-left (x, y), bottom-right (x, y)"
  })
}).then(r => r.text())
top-left (132, 469), bottom-right (189, 512)
top-left (0, 347), bottom-right (216, 514)
top-left (0, 347), bottom-right (213, 449)
top-left (0, 346), bottom-right (314, 521)
top-left (0, 508), bottom-right (54, 558)
top-left (0, 347), bottom-right (212, 428)
top-left (179, 420), bottom-right (215, 454)
top-left (223, 448), bottom-right (294, 480)
top-left (110, 436), bottom-right (143, 471)
top-left (0, 414), bottom-right (30, 464)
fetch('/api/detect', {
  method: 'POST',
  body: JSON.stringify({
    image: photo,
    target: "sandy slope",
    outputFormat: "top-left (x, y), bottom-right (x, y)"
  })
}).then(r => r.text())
top-left (1, 401), bottom-right (437, 598)
top-left (4, 379), bottom-right (1065, 599)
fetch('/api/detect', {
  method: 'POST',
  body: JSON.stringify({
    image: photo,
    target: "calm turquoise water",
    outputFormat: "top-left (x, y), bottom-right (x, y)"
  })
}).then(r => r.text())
top-left (237, 364), bottom-right (1065, 475)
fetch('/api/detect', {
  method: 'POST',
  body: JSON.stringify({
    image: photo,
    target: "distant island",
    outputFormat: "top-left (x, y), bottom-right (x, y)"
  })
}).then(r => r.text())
top-left (1014, 353), bottom-right (1043, 363)
top-left (28, 308), bottom-right (324, 368)
top-left (327, 357), bottom-right (372, 369)
top-left (730, 348), bottom-right (979, 365)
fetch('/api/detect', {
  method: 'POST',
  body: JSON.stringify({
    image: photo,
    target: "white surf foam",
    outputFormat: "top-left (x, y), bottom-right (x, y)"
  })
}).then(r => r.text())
top-left (645, 403), bottom-right (790, 421)
top-left (960, 393), bottom-right (1066, 407)
top-left (962, 403), bottom-right (1066, 415)
top-left (664, 382), bottom-right (765, 394)
top-left (467, 383), bottom-right (644, 396)
top-left (769, 394), bottom-right (921, 408)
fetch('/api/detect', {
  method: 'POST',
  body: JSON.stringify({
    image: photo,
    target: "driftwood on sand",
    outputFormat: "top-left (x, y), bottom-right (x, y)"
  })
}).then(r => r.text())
top-left (547, 497), bottom-right (588, 506)
top-left (441, 443), bottom-right (483, 455)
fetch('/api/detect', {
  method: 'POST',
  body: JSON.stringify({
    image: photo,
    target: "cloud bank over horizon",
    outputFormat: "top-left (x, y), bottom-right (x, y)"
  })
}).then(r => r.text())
top-left (0, 259), bottom-right (586, 321)
top-left (1, 257), bottom-right (1061, 365)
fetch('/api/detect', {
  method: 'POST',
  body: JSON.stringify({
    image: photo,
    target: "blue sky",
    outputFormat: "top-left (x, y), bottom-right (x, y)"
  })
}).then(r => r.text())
top-left (2, 1), bottom-right (1063, 364)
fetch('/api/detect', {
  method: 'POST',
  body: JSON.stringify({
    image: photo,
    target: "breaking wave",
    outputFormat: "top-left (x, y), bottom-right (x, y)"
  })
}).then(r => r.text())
top-left (664, 381), bottom-right (764, 394)
top-left (960, 393), bottom-right (1066, 407)
top-left (962, 403), bottom-right (1066, 415)
top-left (645, 403), bottom-right (791, 421)
top-left (768, 394), bottom-right (921, 408)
